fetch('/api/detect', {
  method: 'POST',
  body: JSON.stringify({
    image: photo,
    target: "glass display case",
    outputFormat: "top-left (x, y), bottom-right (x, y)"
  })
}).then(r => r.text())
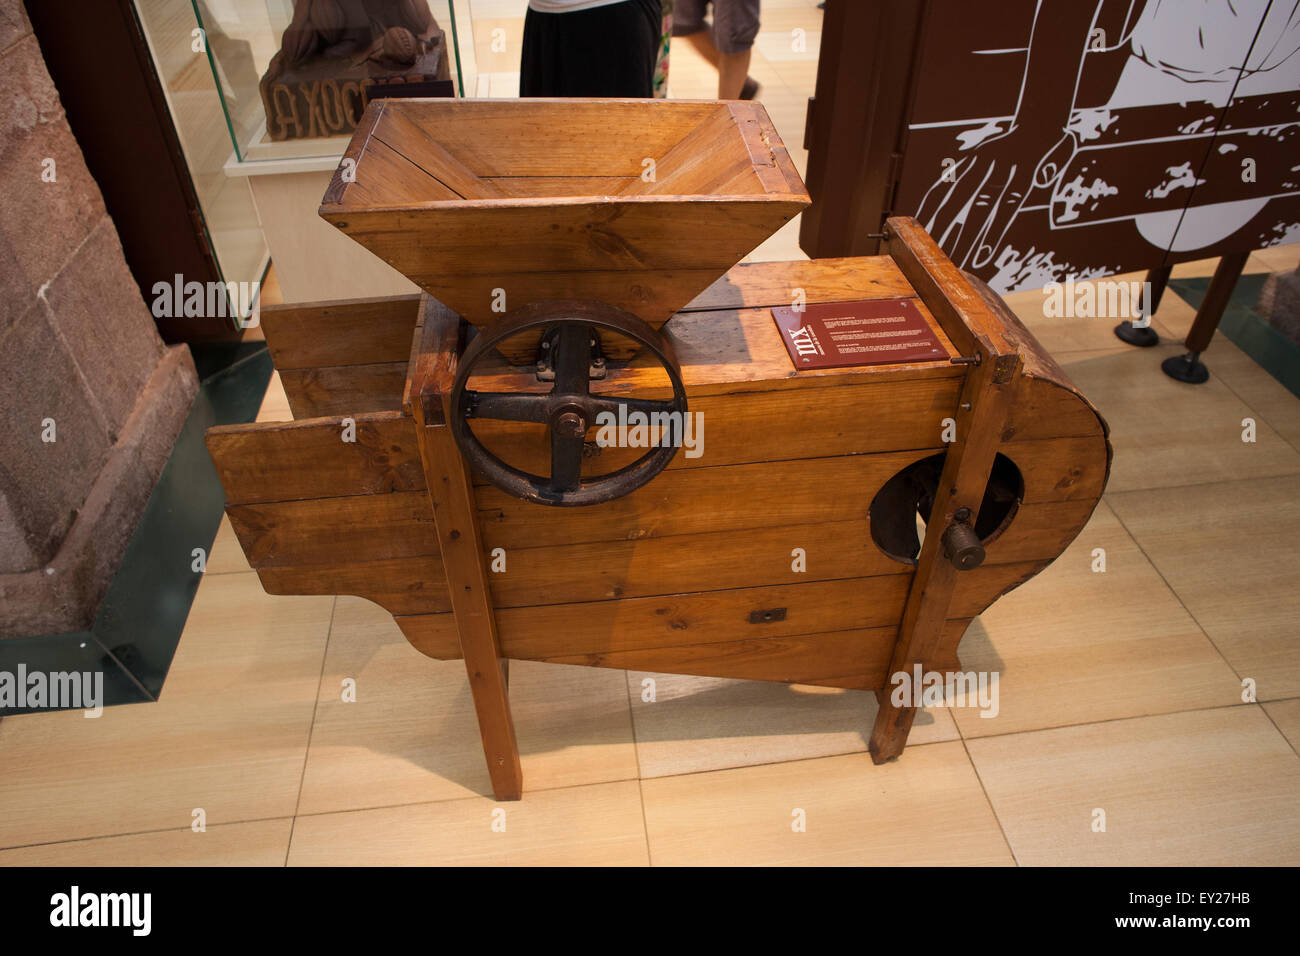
top-left (129, 0), bottom-right (471, 306)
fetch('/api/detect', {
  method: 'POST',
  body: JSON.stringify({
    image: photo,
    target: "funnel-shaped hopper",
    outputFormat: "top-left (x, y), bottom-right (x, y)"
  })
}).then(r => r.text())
top-left (320, 98), bottom-right (809, 356)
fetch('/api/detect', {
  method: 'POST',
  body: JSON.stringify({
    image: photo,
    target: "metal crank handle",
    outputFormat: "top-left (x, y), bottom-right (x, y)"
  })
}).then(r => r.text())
top-left (942, 519), bottom-right (985, 571)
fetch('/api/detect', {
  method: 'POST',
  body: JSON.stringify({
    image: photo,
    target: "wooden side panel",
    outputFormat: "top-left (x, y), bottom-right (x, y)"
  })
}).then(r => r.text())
top-left (629, 106), bottom-right (761, 197)
top-left (224, 491), bottom-right (436, 569)
top-left (398, 574), bottom-right (911, 663)
top-left (261, 294), bottom-right (422, 370)
top-left (489, 519), bottom-right (902, 609)
top-left (259, 556), bottom-right (449, 615)
top-left (469, 375), bottom-right (961, 478)
top-left (206, 412), bottom-right (425, 505)
top-left (544, 625), bottom-right (899, 688)
top-left (278, 362), bottom-right (408, 419)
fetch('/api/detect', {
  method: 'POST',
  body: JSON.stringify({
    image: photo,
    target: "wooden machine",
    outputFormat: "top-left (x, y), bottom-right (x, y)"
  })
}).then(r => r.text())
top-left (206, 99), bottom-right (1110, 800)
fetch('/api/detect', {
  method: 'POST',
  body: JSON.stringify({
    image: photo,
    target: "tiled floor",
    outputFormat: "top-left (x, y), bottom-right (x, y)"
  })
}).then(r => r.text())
top-left (3, 1), bottom-right (1299, 865)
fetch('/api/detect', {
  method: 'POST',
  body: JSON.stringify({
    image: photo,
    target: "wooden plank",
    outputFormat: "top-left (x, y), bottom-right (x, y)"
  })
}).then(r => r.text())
top-left (542, 625), bottom-right (898, 687)
top-left (729, 100), bottom-right (801, 195)
top-left (226, 491), bottom-right (437, 569)
top-left (259, 555), bottom-right (449, 615)
top-left (489, 519), bottom-right (903, 609)
top-left (261, 294), bottom-right (421, 370)
top-left (476, 451), bottom-right (939, 551)
top-left (434, 574), bottom-right (913, 661)
top-left (624, 106), bottom-right (760, 197)
top-left (323, 201), bottom-right (806, 337)
top-left (428, 269), bottom-right (730, 364)
top-left (346, 135), bottom-right (464, 206)
top-left (351, 99), bottom-right (724, 178)
top-left (322, 98), bottom-right (382, 208)
top-left (886, 215), bottom-right (1020, 359)
top-left (465, 302), bottom-right (959, 394)
top-left (225, 494), bottom-right (1095, 621)
top-left (378, 103), bottom-right (510, 199)
top-left (412, 300), bottom-right (522, 801)
top-left (394, 612), bottom-right (462, 660)
top-left (474, 440), bottom-right (1104, 553)
top-left (469, 374), bottom-right (963, 479)
top-left (206, 411), bottom-right (424, 506)
top-left (683, 256), bottom-right (918, 311)
top-left (485, 176), bottom-right (638, 198)
top-left (278, 362), bottom-right (407, 419)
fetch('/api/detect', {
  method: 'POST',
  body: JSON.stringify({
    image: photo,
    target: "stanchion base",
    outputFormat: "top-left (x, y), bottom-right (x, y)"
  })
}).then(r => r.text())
top-left (1114, 321), bottom-right (1160, 347)
top-left (1161, 352), bottom-right (1210, 384)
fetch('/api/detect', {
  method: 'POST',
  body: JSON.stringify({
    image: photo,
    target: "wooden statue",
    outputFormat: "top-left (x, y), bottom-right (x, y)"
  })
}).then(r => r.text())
top-left (259, 0), bottom-right (450, 141)
top-left (207, 99), bottom-right (1111, 800)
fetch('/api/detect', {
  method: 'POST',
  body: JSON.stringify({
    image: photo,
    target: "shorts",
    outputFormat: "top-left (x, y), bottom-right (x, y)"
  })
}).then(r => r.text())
top-left (671, 0), bottom-right (760, 54)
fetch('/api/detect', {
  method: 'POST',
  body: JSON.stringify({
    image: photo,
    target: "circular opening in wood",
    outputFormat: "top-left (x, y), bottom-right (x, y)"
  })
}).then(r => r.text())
top-left (869, 451), bottom-right (1024, 566)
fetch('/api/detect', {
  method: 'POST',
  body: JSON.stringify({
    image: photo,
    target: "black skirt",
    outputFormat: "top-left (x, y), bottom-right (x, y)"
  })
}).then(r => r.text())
top-left (521, 0), bottom-right (663, 98)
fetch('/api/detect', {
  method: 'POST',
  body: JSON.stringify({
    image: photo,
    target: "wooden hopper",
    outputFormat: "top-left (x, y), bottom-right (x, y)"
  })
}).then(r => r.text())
top-left (319, 98), bottom-right (809, 362)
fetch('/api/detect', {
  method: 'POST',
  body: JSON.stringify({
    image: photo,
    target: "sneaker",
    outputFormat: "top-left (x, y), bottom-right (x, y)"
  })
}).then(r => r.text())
top-left (740, 76), bottom-right (760, 100)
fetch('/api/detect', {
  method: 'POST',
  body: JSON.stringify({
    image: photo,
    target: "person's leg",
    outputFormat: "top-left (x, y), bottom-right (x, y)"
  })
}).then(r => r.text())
top-left (683, 28), bottom-right (721, 66)
top-left (711, 0), bottom-right (760, 98)
top-left (716, 46), bottom-right (751, 98)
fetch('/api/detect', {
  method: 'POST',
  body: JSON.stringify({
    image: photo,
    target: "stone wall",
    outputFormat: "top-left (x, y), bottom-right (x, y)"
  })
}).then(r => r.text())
top-left (0, 0), bottom-right (198, 637)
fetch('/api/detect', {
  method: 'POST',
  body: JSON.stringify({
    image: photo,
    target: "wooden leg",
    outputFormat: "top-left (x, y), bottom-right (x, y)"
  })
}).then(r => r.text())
top-left (1146, 263), bottom-right (1173, 316)
top-left (869, 337), bottom-right (1020, 763)
top-left (1162, 250), bottom-right (1249, 384)
top-left (410, 300), bottom-right (522, 801)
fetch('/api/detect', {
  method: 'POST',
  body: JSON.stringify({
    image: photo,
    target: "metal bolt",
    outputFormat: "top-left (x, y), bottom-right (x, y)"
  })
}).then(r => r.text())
top-left (556, 411), bottom-right (585, 437)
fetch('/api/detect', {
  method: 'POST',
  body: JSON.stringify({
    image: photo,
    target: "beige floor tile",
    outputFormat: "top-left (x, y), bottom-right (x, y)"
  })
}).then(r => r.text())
top-left (1250, 242), bottom-right (1300, 274)
top-left (766, 57), bottom-right (819, 89)
top-left (205, 514), bottom-right (252, 575)
top-left (1056, 344), bottom-right (1300, 493)
top-left (0, 573), bottom-right (332, 847)
top-left (1150, 289), bottom-right (1300, 449)
top-left (296, 597), bottom-right (639, 814)
top-left (754, 30), bottom-right (820, 64)
top-left (1170, 254), bottom-right (1272, 280)
top-left (256, 370), bottom-right (290, 422)
top-left (288, 780), bottom-right (648, 865)
top-left (629, 672), bottom-right (957, 778)
top-left (1262, 698), bottom-right (1300, 753)
top-left (1204, 339), bottom-right (1300, 451)
top-left (998, 271), bottom-right (1168, 358)
top-left (967, 706), bottom-right (1300, 865)
top-left (753, 7), bottom-right (824, 34)
top-left (1108, 475), bottom-right (1300, 701)
top-left (0, 819), bottom-right (293, 866)
top-left (951, 501), bottom-right (1242, 739)
top-left (641, 743), bottom-right (1012, 865)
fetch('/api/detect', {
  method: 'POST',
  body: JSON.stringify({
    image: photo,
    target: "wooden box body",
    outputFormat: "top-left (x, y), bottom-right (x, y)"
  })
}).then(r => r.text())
top-left (208, 251), bottom-right (1108, 689)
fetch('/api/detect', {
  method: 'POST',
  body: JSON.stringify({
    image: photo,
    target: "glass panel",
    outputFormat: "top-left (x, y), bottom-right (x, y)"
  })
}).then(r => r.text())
top-left (130, 0), bottom-right (271, 318)
top-left (190, 0), bottom-right (466, 164)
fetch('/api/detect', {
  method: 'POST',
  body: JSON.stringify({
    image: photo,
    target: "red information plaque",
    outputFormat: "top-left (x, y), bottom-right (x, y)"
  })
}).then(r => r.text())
top-left (771, 299), bottom-right (947, 369)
